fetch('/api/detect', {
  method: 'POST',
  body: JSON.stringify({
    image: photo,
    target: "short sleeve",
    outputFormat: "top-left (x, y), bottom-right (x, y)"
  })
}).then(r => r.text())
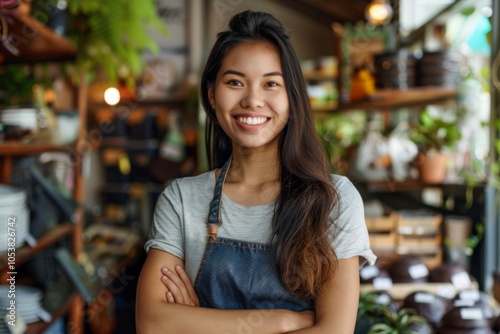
top-left (330, 176), bottom-right (377, 267)
top-left (144, 179), bottom-right (185, 260)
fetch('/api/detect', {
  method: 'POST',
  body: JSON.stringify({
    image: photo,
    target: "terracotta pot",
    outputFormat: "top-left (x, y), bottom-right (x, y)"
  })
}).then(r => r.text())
top-left (418, 150), bottom-right (449, 184)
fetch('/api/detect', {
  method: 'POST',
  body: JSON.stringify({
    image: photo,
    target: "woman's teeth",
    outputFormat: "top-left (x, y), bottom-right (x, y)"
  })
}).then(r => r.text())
top-left (237, 117), bottom-right (267, 125)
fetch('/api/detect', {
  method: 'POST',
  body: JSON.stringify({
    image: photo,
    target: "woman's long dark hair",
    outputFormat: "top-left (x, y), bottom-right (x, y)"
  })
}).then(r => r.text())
top-left (201, 10), bottom-right (337, 300)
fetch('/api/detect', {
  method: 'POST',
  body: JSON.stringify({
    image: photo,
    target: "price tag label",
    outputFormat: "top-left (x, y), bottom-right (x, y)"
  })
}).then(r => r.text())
top-left (376, 294), bottom-right (391, 305)
top-left (454, 299), bottom-right (476, 307)
top-left (408, 264), bottom-right (429, 279)
top-left (436, 285), bottom-right (456, 299)
top-left (415, 292), bottom-right (435, 304)
top-left (451, 272), bottom-right (471, 290)
top-left (460, 290), bottom-right (480, 301)
top-left (460, 308), bottom-right (483, 320)
top-left (373, 277), bottom-right (393, 291)
top-left (360, 266), bottom-right (379, 280)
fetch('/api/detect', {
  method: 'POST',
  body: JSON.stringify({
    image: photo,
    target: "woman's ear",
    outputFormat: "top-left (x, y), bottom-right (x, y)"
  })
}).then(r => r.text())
top-left (208, 85), bottom-right (215, 109)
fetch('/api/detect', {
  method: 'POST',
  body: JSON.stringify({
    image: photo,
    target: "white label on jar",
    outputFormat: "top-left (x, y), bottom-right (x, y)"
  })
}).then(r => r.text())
top-left (408, 264), bottom-right (429, 279)
top-left (360, 266), bottom-right (380, 280)
top-left (460, 308), bottom-right (483, 320)
top-left (460, 290), bottom-right (480, 301)
top-left (451, 272), bottom-right (472, 290)
top-left (415, 292), bottom-right (435, 304)
top-left (373, 277), bottom-right (393, 290)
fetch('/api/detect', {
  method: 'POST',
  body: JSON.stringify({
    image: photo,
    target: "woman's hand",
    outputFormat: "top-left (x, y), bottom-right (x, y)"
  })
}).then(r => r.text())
top-left (282, 310), bottom-right (315, 333)
top-left (160, 265), bottom-right (200, 306)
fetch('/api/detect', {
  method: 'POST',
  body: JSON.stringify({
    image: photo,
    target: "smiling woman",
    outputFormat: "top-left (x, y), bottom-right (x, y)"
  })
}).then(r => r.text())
top-left (136, 10), bottom-right (376, 334)
top-left (209, 41), bottom-right (289, 151)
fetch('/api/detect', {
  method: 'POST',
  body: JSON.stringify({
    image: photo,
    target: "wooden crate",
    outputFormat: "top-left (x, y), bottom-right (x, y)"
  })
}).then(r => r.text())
top-left (396, 246), bottom-right (443, 269)
top-left (367, 212), bottom-right (397, 250)
top-left (366, 212), bottom-right (397, 231)
top-left (397, 211), bottom-right (442, 229)
top-left (369, 230), bottom-right (396, 248)
top-left (396, 226), bottom-right (442, 248)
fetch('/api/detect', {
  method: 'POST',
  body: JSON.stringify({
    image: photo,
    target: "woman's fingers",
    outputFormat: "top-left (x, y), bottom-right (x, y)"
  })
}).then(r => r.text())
top-left (175, 265), bottom-right (200, 306)
top-left (161, 272), bottom-right (184, 304)
top-left (161, 266), bottom-right (198, 305)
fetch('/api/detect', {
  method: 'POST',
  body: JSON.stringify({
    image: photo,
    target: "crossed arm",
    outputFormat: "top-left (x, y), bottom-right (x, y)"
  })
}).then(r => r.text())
top-left (135, 249), bottom-right (360, 333)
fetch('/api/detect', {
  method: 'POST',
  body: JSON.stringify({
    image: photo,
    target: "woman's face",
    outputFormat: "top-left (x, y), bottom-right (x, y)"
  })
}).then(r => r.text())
top-left (209, 41), bottom-right (289, 152)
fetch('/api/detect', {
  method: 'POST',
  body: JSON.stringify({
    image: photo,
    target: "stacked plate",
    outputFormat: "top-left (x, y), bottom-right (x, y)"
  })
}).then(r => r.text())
top-left (0, 285), bottom-right (49, 325)
top-left (0, 108), bottom-right (39, 130)
top-left (0, 184), bottom-right (30, 252)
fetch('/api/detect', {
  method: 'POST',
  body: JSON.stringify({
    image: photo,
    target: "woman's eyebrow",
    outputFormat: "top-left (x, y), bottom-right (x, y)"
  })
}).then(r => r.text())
top-left (222, 70), bottom-right (283, 77)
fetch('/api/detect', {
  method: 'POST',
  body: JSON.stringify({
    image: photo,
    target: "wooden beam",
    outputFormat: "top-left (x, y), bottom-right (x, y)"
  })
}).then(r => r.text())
top-left (270, 0), bottom-right (344, 27)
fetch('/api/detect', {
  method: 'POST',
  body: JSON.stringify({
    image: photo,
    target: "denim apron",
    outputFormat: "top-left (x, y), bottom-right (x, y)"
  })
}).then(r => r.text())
top-left (193, 158), bottom-right (314, 311)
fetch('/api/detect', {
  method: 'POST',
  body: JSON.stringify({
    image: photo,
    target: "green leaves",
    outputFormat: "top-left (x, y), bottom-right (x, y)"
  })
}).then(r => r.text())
top-left (66, 0), bottom-right (168, 84)
top-left (410, 110), bottom-right (462, 152)
top-left (367, 308), bottom-right (427, 334)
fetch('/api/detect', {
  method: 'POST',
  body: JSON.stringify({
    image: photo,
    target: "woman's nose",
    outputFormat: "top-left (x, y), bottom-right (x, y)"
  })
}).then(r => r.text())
top-left (240, 87), bottom-right (264, 109)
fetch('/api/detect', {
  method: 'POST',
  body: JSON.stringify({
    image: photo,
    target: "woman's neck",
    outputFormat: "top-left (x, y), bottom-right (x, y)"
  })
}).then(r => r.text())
top-left (220, 148), bottom-right (281, 206)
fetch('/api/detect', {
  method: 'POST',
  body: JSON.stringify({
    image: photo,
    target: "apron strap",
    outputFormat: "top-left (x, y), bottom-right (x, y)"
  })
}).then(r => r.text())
top-left (206, 157), bottom-right (232, 240)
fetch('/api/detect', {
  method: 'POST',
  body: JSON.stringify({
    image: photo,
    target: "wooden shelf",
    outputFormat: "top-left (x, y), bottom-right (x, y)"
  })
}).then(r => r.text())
top-left (302, 70), bottom-right (337, 81)
top-left (101, 138), bottom-right (158, 149)
top-left (0, 140), bottom-right (76, 155)
top-left (0, 223), bottom-right (74, 273)
top-left (25, 293), bottom-right (78, 334)
top-left (360, 180), bottom-right (486, 193)
top-left (0, 6), bottom-right (77, 63)
top-left (336, 86), bottom-right (457, 112)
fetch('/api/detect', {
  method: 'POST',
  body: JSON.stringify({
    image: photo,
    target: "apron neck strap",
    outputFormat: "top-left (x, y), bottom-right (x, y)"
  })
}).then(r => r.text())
top-left (207, 157), bottom-right (232, 238)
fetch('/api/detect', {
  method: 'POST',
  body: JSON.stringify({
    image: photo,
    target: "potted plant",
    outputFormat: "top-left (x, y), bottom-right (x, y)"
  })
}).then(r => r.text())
top-left (355, 292), bottom-right (389, 334)
top-left (410, 110), bottom-right (462, 183)
top-left (368, 307), bottom-right (431, 334)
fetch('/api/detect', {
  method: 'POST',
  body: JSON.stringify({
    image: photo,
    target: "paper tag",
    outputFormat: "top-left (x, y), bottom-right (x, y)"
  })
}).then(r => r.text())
top-left (451, 272), bottom-right (472, 290)
top-left (454, 299), bottom-right (476, 307)
top-left (376, 294), bottom-right (391, 305)
top-left (460, 290), bottom-right (480, 301)
top-left (415, 292), bottom-right (435, 304)
top-left (436, 285), bottom-right (456, 299)
top-left (360, 266), bottom-right (379, 280)
top-left (373, 277), bottom-right (393, 291)
top-left (460, 308), bottom-right (483, 320)
top-left (408, 264), bottom-right (429, 279)
top-left (37, 308), bottom-right (52, 323)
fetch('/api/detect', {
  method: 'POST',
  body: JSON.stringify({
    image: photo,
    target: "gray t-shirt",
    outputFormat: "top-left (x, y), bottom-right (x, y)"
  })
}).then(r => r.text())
top-left (145, 170), bottom-right (376, 283)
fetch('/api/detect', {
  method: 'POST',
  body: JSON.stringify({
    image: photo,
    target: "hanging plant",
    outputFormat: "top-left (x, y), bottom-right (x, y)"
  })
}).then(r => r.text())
top-left (61, 0), bottom-right (168, 85)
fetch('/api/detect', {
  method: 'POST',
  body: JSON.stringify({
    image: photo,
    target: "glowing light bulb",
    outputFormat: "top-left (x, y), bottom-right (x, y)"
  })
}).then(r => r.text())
top-left (365, 0), bottom-right (393, 25)
top-left (104, 87), bottom-right (121, 106)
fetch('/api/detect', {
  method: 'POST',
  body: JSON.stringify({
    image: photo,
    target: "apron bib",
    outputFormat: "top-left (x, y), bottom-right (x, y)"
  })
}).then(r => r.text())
top-left (193, 158), bottom-right (314, 311)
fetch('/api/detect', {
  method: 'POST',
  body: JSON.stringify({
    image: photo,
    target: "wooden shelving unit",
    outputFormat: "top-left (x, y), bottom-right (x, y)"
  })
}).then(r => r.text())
top-left (336, 86), bottom-right (457, 112)
top-left (0, 223), bottom-right (74, 273)
top-left (0, 4), bottom-right (76, 63)
top-left (0, 5), bottom-right (87, 333)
